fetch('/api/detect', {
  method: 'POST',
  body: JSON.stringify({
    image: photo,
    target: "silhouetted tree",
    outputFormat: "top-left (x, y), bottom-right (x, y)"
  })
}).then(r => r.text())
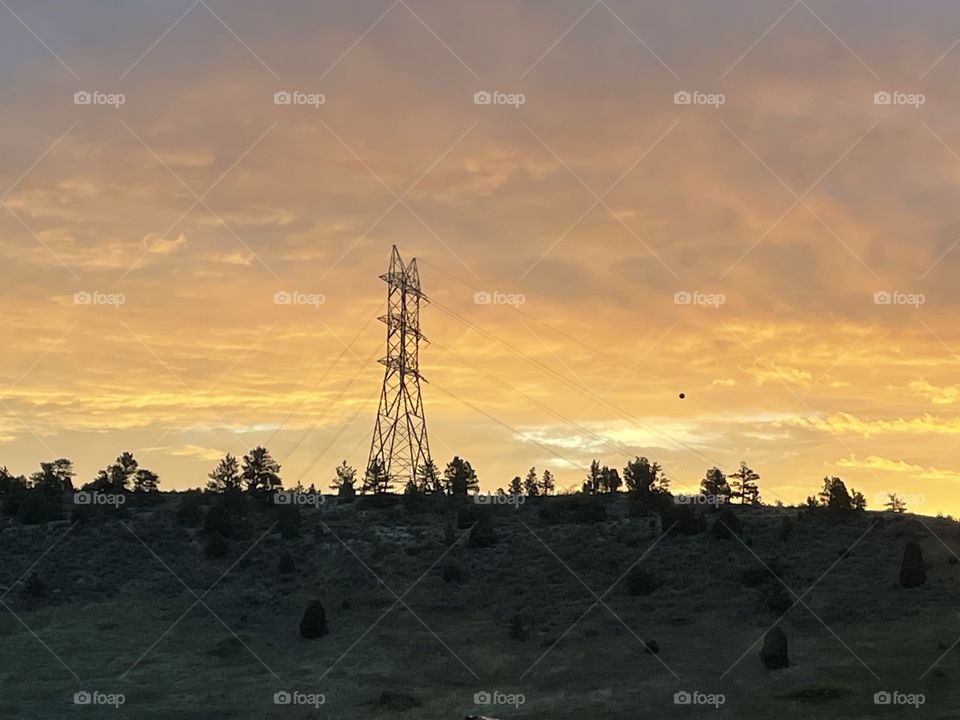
top-left (30, 459), bottom-right (75, 493)
top-left (241, 446), bottom-right (281, 494)
top-left (600, 465), bottom-right (621, 493)
top-left (416, 459), bottom-right (442, 493)
top-left (623, 456), bottom-right (664, 496)
top-left (700, 467), bottom-right (730, 501)
top-left (523, 467), bottom-right (540, 497)
top-left (729, 462), bottom-right (760, 505)
top-left (207, 454), bottom-right (242, 493)
top-left (443, 456), bottom-right (478, 496)
top-left (362, 459), bottom-right (390, 495)
top-left (541, 468), bottom-right (555, 496)
top-left (133, 468), bottom-right (160, 493)
top-left (0, 467), bottom-right (27, 494)
top-left (330, 460), bottom-right (357, 498)
top-left (582, 459), bottom-right (603, 495)
top-left (508, 475), bottom-right (523, 496)
top-left (884, 493), bottom-right (907, 513)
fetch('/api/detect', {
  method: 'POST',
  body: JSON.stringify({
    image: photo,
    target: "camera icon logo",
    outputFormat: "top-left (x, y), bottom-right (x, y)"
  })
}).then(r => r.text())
top-left (74, 291), bottom-right (92, 305)
top-left (673, 690), bottom-right (692, 705)
top-left (473, 91), bottom-right (492, 105)
top-left (874, 691), bottom-right (892, 705)
top-left (873, 91), bottom-right (892, 105)
top-left (873, 291), bottom-right (892, 305)
top-left (274, 290), bottom-right (292, 305)
top-left (473, 291), bottom-right (492, 305)
top-left (274, 491), bottom-right (293, 505)
top-left (274, 691), bottom-right (292, 705)
top-left (74, 91), bottom-right (92, 105)
top-left (74, 492), bottom-right (92, 505)
top-left (274, 91), bottom-right (292, 105)
top-left (673, 91), bottom-right (692, 105)
top-left (674, 291), bottom-right (692, 305)
top-left (474, 691), bottom-right (492, 705)
top-left (74, 691), bottom-right (92, 705)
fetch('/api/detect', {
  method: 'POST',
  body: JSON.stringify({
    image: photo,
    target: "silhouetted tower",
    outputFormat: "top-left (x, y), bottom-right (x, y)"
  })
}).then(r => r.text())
top-left (367, 246), bottom-right (431, 491)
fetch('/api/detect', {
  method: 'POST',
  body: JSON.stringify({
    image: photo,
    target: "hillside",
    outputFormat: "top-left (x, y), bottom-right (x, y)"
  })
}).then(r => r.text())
top-left (0, 493), bottom-right (957, 718)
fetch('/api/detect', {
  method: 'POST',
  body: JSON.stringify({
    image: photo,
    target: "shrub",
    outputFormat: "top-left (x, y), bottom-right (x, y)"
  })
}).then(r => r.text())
top-left (16, 490), bottom-right (63, 524)
top-left (278, 551), bottom-right (296, 574)
top-left (643, 639), bottom-right (659, 655)
top-left (377, 691), bottom-right (420, 711)
top-left (204, 532), bottom-right (229, 559)
top-left (539, 495), bottom-right (607, 525)
top-left (507, 614), bottom-right (530, 641)
top-left (441, 563), bottom-right (467, 584)
top-left (277, 504), bottom-right (301, 539)
top-left (759, 581), bottom-right (792, 615)
top-left (710, 508), bottom-right (741, 539)
top-left (660, 503), bottom-right (705, 536)
top-left (176, 492), bottom-right (202, 526)
top-left (300, 600), bottom-right (329, 639)
top-left (739, 567), bottom-right (768, 588)
top-left (468, 520), bottom-right (498, 548)
top-left (760, 626), bottom-right (788, 669)
top-left (624, 568), bottom-right (659, 596)
top-left (203, 502), bottom-right (235, 538)
top-left (777, 515), bottom-right (794, 541)
top-left (899, 540), bottom-right (926, 588)
top-left (22, 572), bottom-right (48, 600)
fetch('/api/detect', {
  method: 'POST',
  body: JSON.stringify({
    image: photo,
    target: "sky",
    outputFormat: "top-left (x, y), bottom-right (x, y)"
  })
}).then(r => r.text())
top-left (3, 0), bottom-right (960, 514)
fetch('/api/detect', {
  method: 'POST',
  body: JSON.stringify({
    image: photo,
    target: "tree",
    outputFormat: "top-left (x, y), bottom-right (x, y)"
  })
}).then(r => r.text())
top-left (818, 476), bottom-right (851, 512)
top-left (133, 468), bottom-right (160, 493)
top-left (700, 467), bottom-right (730, 501)
top-left (884, 493), bottom-right (907, 514)
top-left (416, 459), bottom-right (442, 493)
top-left (443, 457), bottom-right (478, 496)
top-left (600, 466), bottom-right (621, 494)
top-left (623, 457), bottom-right (664, 495)
top-left (362, 459), bottom-right (391, 495)
top-left (523, 467), bottom-right (540, 497)
top-left (582, 460), bottom-right (603, 495)
top-left (30, 459), bottom-right (75, 493)
top-left (207, 454), bottom-right (242, 493)
top-left (241, 446), bottom-right (281, 494)
top-left (728, 462), bottom-right (760, 505)
top-left (330, 461), bottom-right (357, 498)
top-left (0, 467), bottom-right (27, 494)
top-left (541, 469), bottom-right (555, 496)
top-left (508, 476), bottom-right (523, 496)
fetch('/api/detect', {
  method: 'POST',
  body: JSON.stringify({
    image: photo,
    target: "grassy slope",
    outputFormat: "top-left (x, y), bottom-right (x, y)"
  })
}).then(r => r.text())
top-left (0, 496), bottom-right (958, 719)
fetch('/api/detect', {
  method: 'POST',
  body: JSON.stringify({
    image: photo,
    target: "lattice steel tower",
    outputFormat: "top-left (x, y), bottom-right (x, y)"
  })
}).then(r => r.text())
top-left (367, 246), bottom-right (431, 489)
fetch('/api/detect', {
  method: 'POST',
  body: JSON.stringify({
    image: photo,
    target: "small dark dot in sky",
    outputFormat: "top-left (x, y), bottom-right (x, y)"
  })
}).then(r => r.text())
top-left (679, 393), bottom-right (685, 399)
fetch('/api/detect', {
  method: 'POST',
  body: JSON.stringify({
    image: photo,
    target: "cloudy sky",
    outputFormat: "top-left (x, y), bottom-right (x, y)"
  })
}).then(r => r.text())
top-left (4, 0), bottom-right (960, 512)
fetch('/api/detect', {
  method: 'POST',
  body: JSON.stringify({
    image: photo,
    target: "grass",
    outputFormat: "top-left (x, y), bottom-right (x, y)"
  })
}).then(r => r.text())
top-left (0, 495), bottom-right (956, 718)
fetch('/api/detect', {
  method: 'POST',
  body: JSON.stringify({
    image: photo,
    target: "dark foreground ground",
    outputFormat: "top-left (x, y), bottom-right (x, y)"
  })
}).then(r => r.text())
top-left (0, 492), bottom-right (957, 719)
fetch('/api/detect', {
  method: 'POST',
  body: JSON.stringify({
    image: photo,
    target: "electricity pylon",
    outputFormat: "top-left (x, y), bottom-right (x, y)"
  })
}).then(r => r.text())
top-left (367, 246), bottom-right (431, 491)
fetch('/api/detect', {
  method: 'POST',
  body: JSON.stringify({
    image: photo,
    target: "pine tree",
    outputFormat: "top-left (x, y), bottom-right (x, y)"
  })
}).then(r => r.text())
top-left (241, 446), bottom-right (282, 494)
top-left (207, 454), bottom-right (242, 493)
top-left (541, 469), bottom-right (555, 496)
top-left (443, 457), bottom-right (478, 496)
top-left (330, 461), bottom-right (357, 498)
top-left (884, 493), bottom-right (907, 513)
top-left (700, 467), bottom-right (730, 502)
top-left (416, 459), bottom-right (442, 493)
top-left (523, 467), bottom-right (540, 496)
top-left (133, 468), bottom-right (160, 493)
top-left (728, 462), bottom-right (760, 505)
top-left (30, 459), bottom-right (75, 493)
top-left (582, 459), bottom-right (602, 495)
top-left (600, 466), bottom-right (621, 493)
top-left (362, 459), bottom-right (390, 495)
top-left (623, 456), bottom-right (663, 495)
top-left (508, 476), bottom-right (523, 496)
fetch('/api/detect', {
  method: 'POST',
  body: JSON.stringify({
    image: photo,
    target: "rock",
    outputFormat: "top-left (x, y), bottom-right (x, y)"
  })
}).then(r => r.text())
top-left (899, 541), bottom-right (926, 588)
top-left (760, 626), bottom-right (788, 669)
top-left (299, 600), bottom-right (329, 639)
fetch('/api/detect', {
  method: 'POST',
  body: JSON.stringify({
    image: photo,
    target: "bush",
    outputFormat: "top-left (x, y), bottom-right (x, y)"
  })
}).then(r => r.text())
top-left (660, 503), bottom-right (706, 536)
top-left (739, 567), bottom-right (768, 588)
top-left (203, 502), bottom-right (235, 537)
top-left (441, 563), bottom-right (467, 584)
top-left (468, 520), bottom-right (498, 548)
top-left (457, 503), bottom-right (491, 529)
top-left (299, 600), bottom-right (329, 639)
top-left (204, 532), bottom-right (229, 559)
top-left (16, 490), bottom-right (63, 524)
top-left (539, 495), bottom-right (607, 525)
top-left (278, 551), bottom-right (296, 574)
top-left (899, 540), bottom-right (926, 588)
top-left (711, 508), bottom-right (741, 539)
top-left (176, 492), bottom-right (203, 526)
top-left (778, 516), bottom-right (794, 541)
top-left (624, 568), bottom-right (659, 596)
top-left (377, 691), bottom-right (420, 711)
top-left (507, 614), bottom-right (530, 641)
top-left (759, 581), bottom-right (792, 615)
top-left (760, 627), bottom-right (789, 669)
top-left (22, 572), bottom-right (48, 600)
top-left (277, 504), bottom-right (301, 539)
